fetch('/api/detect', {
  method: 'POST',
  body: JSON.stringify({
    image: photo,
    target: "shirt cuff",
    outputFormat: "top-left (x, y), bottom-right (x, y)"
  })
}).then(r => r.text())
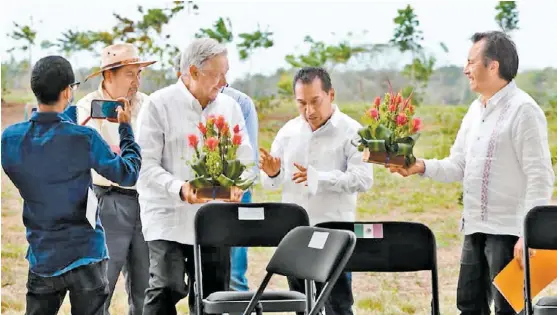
top-left (169, 179), bottom-right (184, 202)
top-left (307, 165), bottom-right (333, 195)
top-left (421, 159), bottom-right (433, 178)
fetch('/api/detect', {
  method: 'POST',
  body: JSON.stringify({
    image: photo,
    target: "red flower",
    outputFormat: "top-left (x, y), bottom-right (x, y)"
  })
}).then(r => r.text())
top-left (388, 104), bottom-right (397, 113)
top-left (373, 96), bottom-right (381, 107)
top-left (206, 137), bottom-right (219, 151)
top-left (215, 115), bottom-right (226, 130)
top-left (407, 104), bottom-right (415, 115)
top-left (222, 123), bottom-right (230, 136)
top-left (187, 134), bottom-right (199, 148)
top-left (232, 133), bottom-right (242, 145)
top-left (395, 93), bottom-right (403, 105)
top-left (411, 117), bottom-right (422, 133)
top-left (367, 108), bottom-right (379, 120)
top-left (197, 122), bottom-right (207, 135)
top-left (396, 113), bottom-right (408, 126)
top-left (233, 124), bottom-right (240, 134)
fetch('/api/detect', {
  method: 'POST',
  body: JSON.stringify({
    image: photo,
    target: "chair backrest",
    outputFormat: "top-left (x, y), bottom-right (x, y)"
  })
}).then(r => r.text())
top-left (266, 226), bottom-right (357, 283)
top-left (523, 205), bottom-right (557, 315)
top-left (194, 202), bottom-right (309, 247)
top-left (316, 221), bottom-right (440, 315)
top-left (524, 205), bottom-right (557, 250)
top-left (315, 221), bottom-right (437, 272)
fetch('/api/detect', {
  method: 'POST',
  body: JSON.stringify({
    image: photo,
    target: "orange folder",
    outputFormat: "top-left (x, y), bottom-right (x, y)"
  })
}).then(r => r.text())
top-left (493, 250), bottom-right (557, 313)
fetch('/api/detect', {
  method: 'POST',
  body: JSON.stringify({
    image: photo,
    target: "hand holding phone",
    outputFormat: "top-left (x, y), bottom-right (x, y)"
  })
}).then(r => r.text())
top-left (90, 98), bottom-right (131, 124)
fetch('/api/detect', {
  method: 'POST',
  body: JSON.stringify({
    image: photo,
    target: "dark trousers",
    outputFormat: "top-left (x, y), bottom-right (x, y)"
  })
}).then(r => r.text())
top-left (457, 233), bottom-right (519, 315)
top-left (142, 240), bottom-right (230, 315)
top-left (94, 185), bottom-right (150, 315)
top-left (25, 261), bottom-right (109, 315)
top-left (288, 272), bottom-right (354, 315)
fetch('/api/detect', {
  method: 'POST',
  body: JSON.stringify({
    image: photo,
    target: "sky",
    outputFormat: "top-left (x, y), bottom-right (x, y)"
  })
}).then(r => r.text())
top-left (2, 0), bottom-right (557, 83)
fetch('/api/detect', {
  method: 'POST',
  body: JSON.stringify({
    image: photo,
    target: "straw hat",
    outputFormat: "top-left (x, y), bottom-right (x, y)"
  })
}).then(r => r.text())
top-left (84, 43), bottom-right (156, 81)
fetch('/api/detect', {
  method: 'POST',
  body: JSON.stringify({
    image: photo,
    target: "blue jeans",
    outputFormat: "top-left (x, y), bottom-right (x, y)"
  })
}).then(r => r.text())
top-left (229, 190), bottom-right (251, 291)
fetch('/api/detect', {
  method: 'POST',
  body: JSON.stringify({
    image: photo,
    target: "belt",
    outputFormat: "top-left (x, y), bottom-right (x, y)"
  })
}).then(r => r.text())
top-left (93, 184), bottom-right (138, 197)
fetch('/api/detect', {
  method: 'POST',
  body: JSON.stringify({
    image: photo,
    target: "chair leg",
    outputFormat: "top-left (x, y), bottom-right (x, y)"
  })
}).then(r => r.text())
top-left (255, 302), bottom-right (263, 315)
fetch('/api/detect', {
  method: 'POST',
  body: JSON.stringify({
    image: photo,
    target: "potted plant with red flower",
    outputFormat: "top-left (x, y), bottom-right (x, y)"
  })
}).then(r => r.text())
top-left (353, 81), bottom-right (422, 168)
top-left (186, 114), bottom-right (254, 201)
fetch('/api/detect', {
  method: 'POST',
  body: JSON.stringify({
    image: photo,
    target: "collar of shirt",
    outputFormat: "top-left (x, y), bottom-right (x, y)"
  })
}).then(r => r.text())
top-left (29, 111), bottom-right (71, 123)
top-left (175, 78), bottom-right (219, 115)
top-left (301, 104), bottom-right (341, 134)
top-left (479, 80), bottom-right (516, 107)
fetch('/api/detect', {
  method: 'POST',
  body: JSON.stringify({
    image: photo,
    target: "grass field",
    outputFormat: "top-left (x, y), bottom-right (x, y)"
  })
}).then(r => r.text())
top-left (2, 99), bottom-right (557, 314)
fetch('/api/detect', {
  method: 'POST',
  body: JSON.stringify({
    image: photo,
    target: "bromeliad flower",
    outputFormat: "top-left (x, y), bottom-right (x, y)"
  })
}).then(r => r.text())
top-left (215, 115), bottom-right (226, 130)
top-left (396, 113), bottom-right (408, 126)
top-left (206, 137), bottom-right (219, 151)
top-left (232, 133), bottom-right (242, 146)
top-left (412, 117), bottom-right (422, 133)
top-left (188, 134), bottom-right (199, 147)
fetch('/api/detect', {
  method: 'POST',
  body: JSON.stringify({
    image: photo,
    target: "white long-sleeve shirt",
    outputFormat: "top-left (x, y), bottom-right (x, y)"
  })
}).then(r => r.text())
top-left (261, 105), bottom-right (374, 226)
top-left (136, 79), bottom-right (254, 244)
top-left (423, 81), bottom-right (555, 236)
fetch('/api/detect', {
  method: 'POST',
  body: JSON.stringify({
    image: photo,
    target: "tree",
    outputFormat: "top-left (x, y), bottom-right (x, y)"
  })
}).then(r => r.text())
top-left (42, 1), bottom-right (195, 70)
top-left (195, 17), bottom-right (233, 44)
top-left (6, 17), bottom-right (39, 83)
top-left (390, 5), bottom-right (446, 104)
top-left (196, 18), bottom-right (274, 61)
top-left (495, 1), bottom-right (519, 33)
top-left (285, 35), bottom-right (367, 71)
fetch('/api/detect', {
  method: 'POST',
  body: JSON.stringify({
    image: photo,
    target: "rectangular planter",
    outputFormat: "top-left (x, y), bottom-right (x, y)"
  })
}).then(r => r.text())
top-left (195, 185), bottom-right (233, 202)
top-left (362, 148), bottom-right (406, 168)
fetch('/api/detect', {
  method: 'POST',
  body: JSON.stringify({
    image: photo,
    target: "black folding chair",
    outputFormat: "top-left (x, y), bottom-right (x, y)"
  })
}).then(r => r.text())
top-left (193, 202), bottom-right (310, 315)
top-left (523, 205), bottom-right (557, 315)
top-left (316, 221), bottom-right (440, 315)
top-left (243, 226), bottom-right (357, 315)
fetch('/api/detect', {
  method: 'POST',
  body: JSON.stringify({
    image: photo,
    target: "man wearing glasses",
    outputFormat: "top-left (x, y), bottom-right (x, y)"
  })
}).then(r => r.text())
top-left (76, 43), bottom-right (155, 315)
top-left (1, 55), bottom-right (141, 315)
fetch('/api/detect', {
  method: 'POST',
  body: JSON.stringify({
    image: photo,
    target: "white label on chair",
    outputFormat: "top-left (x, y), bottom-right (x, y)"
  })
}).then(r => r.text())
top-left (238, 207), bottom-right (265, 220)
top-left (308, 231), bottom-right (329, 249)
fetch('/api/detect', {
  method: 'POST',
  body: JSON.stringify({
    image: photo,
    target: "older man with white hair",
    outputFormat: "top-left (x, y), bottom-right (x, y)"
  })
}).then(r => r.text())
top-left (136, 38), bottom-right (255, 314)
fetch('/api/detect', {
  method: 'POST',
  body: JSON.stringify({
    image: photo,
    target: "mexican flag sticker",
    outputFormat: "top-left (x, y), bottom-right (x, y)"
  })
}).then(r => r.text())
top-left (354, 223), bottom-right (384, 239)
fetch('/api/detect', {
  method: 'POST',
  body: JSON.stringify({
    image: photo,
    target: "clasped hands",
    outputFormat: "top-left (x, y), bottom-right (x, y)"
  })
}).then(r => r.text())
top-left (259, 148), bottom-right (308, 186)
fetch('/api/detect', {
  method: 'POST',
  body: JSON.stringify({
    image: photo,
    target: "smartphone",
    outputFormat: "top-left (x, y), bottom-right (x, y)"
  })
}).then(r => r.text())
top-left (91, 99), bottom-right (125, 119)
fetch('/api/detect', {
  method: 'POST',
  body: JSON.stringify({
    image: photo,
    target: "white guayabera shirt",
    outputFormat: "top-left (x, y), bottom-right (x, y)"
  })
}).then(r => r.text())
top-left (261, 105), bottom-right (374, 226)
top-left (136, 79), bottom-right (255, 245)
top-left (423, 81), bottom-right (555, 236)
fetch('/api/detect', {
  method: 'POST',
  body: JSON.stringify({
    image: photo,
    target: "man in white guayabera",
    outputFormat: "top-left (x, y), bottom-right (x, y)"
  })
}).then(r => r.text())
top-left (259, 66), bottom-right (374, 315)
top-left (135, 38), bottom-right (254, 315)
top-left (390, 31), bottom-right (555, 315)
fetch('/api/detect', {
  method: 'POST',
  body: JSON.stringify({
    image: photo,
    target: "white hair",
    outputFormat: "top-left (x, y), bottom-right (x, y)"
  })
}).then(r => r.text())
top-left (179, 38), bottom-right (227, 74)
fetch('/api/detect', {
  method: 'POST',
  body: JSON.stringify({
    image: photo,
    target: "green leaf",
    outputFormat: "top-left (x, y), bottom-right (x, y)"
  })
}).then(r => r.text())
top-left (217, 174), bottom-right (235, 188)
top-left (189, 177), bottom-right (212, 189)
top-left (191, 160), bottom-right (209, 177)
top-left (224, 160), bottom-right (244, 180)
top-left (236, 179), bottom-right (254, 190)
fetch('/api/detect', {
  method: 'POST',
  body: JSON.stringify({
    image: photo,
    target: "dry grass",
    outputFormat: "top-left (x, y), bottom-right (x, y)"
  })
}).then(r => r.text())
top-left (2, 102), bottom-right (556, 314)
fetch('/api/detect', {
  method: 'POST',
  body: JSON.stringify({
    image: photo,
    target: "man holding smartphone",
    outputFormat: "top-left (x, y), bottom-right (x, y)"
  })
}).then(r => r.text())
top-left (76, 43), bottom-right (155, 315)
top-left (1, 55), bottom-right (141, 315)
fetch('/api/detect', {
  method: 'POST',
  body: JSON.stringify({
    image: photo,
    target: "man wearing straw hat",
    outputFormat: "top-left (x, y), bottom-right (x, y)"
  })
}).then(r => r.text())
top-left (76, 43), bottom-right (155, 315)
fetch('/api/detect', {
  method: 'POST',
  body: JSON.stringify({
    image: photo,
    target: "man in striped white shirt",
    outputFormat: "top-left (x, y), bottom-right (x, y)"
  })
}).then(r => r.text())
top-left (391, 31), bottom-right (554, 315)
